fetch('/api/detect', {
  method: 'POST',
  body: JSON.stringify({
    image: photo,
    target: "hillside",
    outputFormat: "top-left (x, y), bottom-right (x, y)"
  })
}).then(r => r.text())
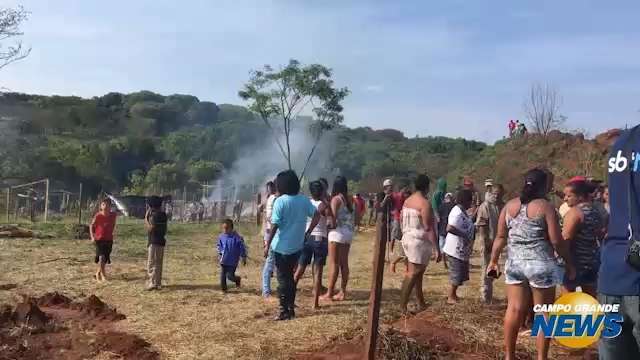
top-left (0, 91), bottom-right (486, 197)
top-left (448, 130), bottom-right (618, 198)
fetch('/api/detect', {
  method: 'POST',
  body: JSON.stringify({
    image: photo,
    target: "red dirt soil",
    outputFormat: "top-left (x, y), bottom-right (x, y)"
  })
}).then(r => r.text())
top-left (0, 292), bottom-right (158, 360)
top-left (296, 309), bottom-right (598, 360)
top-left (296, 310), bottom-right (499, 360)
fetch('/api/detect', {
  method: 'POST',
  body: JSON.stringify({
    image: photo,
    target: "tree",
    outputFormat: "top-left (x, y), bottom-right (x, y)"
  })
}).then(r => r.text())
top-left (144, 163), bottom-right (187, 194)
top-left (238, 59), bottom-right (349, 177)
top-left (523, 83), bottom-right (566, 136)
top-left (187, 160), bottom-right (223, 183)
top-left (0, 6), bottom-right (30, 70)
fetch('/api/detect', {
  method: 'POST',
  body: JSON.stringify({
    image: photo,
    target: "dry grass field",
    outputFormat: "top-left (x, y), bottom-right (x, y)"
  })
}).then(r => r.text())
top-left (2, 221), bottom-right (591, 359)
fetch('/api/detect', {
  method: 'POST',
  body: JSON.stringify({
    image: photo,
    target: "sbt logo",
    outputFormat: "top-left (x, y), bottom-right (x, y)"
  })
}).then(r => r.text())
top-left (608, 150), bottom-right (640, 173)
top-left (531, 292), bottom-right (623, 348)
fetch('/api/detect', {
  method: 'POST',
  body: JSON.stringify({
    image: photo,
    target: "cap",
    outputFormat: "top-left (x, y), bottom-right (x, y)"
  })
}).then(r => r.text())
top-left (383, 179), bottom-right (393, 187)
top-left (484, 179), bottom-right (494, 187)
top-left (568, 176), bottom-right (587, 184)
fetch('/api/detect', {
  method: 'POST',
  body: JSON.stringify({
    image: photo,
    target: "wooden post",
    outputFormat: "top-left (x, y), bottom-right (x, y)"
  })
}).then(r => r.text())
top-left (44, 179), bottom-right (50, 223)
top-left (364, 200), bottom-right (390, 359)
top-left (5, 188), bottom-right (10, 223)
top-left (78, 183), bottom-right (83, 225)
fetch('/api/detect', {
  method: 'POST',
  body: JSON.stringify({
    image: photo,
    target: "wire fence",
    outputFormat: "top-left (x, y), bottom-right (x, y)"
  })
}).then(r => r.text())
top-left (1, 180), bottom-right (263, 226)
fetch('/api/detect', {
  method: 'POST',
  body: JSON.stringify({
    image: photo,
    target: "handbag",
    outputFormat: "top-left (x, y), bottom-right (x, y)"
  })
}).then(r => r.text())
top-left (624, 126), bottom-right (640, 271)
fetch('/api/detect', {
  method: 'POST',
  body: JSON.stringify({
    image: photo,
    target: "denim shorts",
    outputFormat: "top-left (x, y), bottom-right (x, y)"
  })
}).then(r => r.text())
top-left (299, 236), bottom-right (328, 266)
top-left (391, 219), bottom-right (402, 241)
top-left (447, 255), bottom-right (470, 286)
top-left (504, 258), bottom-right (562, 289)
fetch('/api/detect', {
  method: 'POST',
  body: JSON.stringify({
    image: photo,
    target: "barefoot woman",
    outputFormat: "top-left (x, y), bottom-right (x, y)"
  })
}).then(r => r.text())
top-left (487, 168), bottom-right (576, 360)
top-left (399, 174), bottom-right (441, 313)
top-left (322, 176), bottom-right (354, 301)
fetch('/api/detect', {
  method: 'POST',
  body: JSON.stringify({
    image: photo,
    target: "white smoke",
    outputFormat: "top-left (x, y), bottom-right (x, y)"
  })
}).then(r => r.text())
top-left (210, 122), bottom-right (337, 202)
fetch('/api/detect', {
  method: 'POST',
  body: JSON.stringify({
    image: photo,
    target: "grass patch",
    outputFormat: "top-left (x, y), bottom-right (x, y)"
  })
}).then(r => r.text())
top-left (0, 223), bottom-right (551, 359)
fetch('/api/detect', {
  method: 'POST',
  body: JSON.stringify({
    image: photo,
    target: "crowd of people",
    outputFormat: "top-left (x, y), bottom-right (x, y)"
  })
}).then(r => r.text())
top-left (508, 119), bottom-right (528, 138)
top-left (85, 125), bottom-right (640, 359)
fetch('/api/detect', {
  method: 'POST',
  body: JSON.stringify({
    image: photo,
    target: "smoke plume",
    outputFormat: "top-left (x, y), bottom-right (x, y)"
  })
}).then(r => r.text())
top-left (211, 122), bottom-right (337, 201)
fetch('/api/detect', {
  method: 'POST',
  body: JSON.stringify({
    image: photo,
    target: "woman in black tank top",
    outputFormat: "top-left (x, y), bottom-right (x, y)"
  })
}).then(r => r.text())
top-left (561, 180), bottom-right (605, 297)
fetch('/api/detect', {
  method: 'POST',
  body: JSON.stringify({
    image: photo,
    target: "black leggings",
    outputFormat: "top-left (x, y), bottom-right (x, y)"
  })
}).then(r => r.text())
top-left (274, 251), bottom-right (301, 314)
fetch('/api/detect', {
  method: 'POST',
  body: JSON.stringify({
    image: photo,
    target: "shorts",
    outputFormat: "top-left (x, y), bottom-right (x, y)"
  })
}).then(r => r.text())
top-left (391, 219), bottom-right (402, 241)
top-left (299, 236), bottom-right (328, 266)
top-left (447, 255), bottom-right (469, 286)
top-left (94, 241), bottom-right (113, 264)
top-left (329, 227), bottom-right (353, 244)
top-left (505, 258), bottom-right (562, 289)
top-left (563, 266), bottom-right (598, 289)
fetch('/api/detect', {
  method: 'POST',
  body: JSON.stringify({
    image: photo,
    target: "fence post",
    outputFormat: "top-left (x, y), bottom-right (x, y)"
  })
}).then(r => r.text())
top-left (364, 199), bottom-right (390, 359)
top-left (44, 179), bottom-right (50, 223)
top-left (78, 183), bottom-right (83, 225)
top-left (5, 188), bottom-right (9, 223)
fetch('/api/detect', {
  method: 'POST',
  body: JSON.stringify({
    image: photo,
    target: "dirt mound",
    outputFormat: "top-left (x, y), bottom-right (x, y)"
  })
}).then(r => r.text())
top-left (0, 283), bottom-right (17, 291)
top-left (12, 299), bottom-right (50, 328)
top-left (451, 130), bottom-right (616, 199)
top-left (0, 224), bottom-right (54, 239)
top-left (74, 295), bottom-right (126, 321)
top-left (36, 292), bottom-right (73, 307)
top-left (296, 311), bottom-right (493, 359)
top-left (0, 294), bottom-right (158, 360)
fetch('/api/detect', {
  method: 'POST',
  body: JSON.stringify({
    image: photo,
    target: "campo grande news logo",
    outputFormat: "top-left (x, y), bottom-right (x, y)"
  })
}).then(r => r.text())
top-left (531, 292), bottom-right (623, 348)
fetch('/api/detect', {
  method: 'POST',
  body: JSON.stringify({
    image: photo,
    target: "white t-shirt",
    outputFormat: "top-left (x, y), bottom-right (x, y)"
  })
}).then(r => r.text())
top-left (264, 194), bottom-right (277, 230)
top-left (443, 205), bottom-right (475, 261)
top-left (307, 199), bottom-right (328, 237)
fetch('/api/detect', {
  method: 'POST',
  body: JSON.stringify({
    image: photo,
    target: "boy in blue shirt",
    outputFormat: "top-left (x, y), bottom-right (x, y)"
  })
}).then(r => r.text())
top-left (217, 219), bottom-right (247, 292)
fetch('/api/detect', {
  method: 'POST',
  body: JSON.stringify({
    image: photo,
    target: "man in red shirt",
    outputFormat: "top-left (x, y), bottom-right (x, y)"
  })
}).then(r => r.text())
top-left (353, 193), bottom-right (366, 231)
top-left (90, 198), bottom-right (118, 282)
top-left (383, 179), bottom-right (411, 263)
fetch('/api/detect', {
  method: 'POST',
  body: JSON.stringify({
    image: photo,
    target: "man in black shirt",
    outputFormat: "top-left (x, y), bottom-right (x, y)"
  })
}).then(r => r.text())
top-left (145, 196), bottom-right (168, 291)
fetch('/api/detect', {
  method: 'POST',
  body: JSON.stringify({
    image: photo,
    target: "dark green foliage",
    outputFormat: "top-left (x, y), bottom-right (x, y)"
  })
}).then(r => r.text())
top-left (0, 90), bottom-right (487, 196)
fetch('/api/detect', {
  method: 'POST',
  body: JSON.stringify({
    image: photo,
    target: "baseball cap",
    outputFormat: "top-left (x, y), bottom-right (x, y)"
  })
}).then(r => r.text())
top-left (484, 179), bottom-right (494, 187)
top-left (568, 176), bottom-right (587, 184)
top-left (383, 179), bottom-right (393, 187)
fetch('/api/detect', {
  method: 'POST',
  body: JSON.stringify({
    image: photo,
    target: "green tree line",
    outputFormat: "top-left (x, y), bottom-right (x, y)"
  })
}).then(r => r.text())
top-left (0, 90), bottom-right (486, 196)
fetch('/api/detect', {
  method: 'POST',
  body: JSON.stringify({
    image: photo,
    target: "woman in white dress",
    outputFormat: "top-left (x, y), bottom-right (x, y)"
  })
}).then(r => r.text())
top-left (400, 174), bottom-right (441, 313)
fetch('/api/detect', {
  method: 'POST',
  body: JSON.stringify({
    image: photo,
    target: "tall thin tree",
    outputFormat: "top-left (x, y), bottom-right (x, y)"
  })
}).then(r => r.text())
top-left (0, 6), bottom-right (30, 71)
top-left (239, 59), bottom-right (349, 179)
top-left (523, 83), bottom-right (566, 136)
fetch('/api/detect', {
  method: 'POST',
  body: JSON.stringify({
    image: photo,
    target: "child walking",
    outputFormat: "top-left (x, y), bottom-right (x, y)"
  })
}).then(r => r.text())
top-left (217, 219), bottom-right (247, 292)
top-left (90, 198), bottom-right (118, 282)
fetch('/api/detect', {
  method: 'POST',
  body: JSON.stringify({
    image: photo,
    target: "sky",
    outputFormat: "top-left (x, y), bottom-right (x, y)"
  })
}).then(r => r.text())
top-left (1, 0), bottom-right (639, 143)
